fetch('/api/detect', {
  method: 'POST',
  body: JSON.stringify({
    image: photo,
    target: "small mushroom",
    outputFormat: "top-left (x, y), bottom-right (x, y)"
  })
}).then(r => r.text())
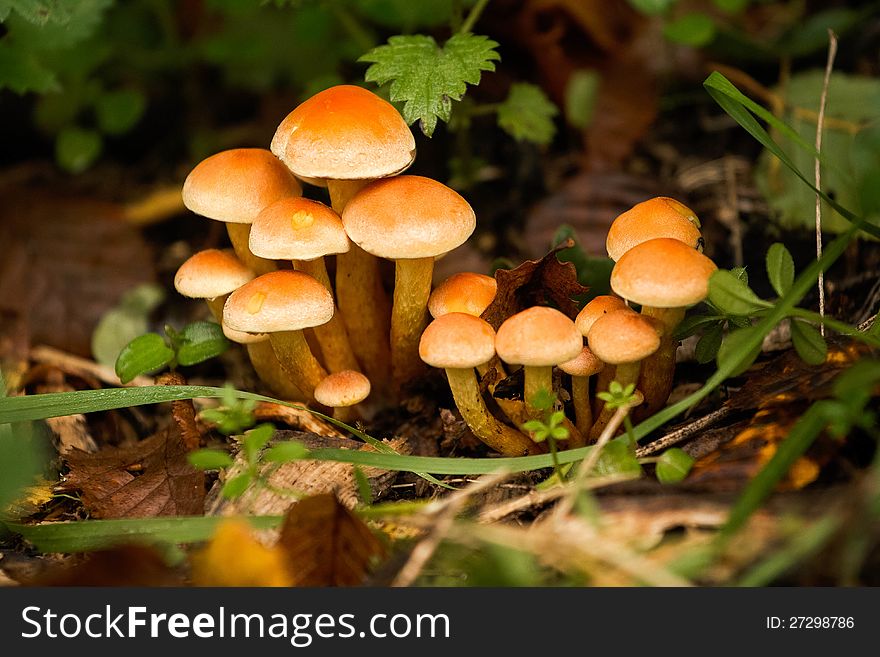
top-left (343, 176), bottom-right (476, 394)
top-left (271, 85), bottom-right (416, 391)
top-left (420, 313), bottom-right (539, 456)
top-left (249, 197), bottom-right (359, 374)
top-left (428, 272), bottom-right (498, 319)
top-left (182, 149), bottom-right (301, 275)
top-left (224, 271), bottom-right (334, 401)
top-left (610, 237), bottom-right (717, 415)
top-left (605, 196), bottom-right (703, 262)
top-left (587, 310), bottom-right (661, 439)
top-left (313, 370), bottom-right (371, 423)
top-left (174, 248), bottom-right (255, 321)
top-left (558, 346), bottom-right (604, 436)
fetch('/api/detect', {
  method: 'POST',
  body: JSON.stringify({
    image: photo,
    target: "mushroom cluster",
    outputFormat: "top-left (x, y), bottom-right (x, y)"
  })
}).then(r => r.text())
top-left (174, 84), bottom-right (716, 457)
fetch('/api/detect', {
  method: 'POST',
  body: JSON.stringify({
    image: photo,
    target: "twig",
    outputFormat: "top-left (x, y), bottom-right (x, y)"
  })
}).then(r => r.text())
top-left (635, 407), bottom-right (731, 458)
top-left (391, 470), bottom-right (509, 587)
top-left (815, 31), bottom-right (838, 336)
top-left (29, 345), bottom-right (155, 388)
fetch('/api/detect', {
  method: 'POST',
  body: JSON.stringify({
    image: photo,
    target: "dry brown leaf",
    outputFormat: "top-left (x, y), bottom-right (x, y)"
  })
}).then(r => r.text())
top-left (481, 240), bottom-right (588, 330)
top-left (190, 519), bottom-right (294, 587)
top-left (26, 545), bottom-right (181, 587)
top-left (279, 494), bottom-right (385, 587)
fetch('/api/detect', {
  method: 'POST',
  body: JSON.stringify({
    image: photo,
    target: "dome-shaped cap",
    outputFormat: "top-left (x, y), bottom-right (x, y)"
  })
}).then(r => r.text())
top-left (174, 249), bottom-right (255, 299)
top-left (222, 322), bottom-right (268, 345)
top-left (558, 346), bottom-right (604, 377)
top-left (495, 307), bottom-right (583, 367)
top-left (342, 176), bottom-right (476, 259)
top-left (271, 85), bottom-right (416, 181)
top-left (249, 197), bottom-right (349, 262)
top-left (314, 370), bottom-right (371, 407)
top-left (223, 271), bottom-right (334, 334)
top-left (588, 311), bottom-right (661, 365)
top-left (182, 149), bottom-right (302, 224)
top-left (428, 272), bottom-right (497, 319)
top-left (606, 197), bottom-right (702, 261)
top-left (574, 295), bottom-right (632, 337)
top-left (611, 237), bottom-right (717, 308)
top-left (419, 313), bottom-right (496, 369)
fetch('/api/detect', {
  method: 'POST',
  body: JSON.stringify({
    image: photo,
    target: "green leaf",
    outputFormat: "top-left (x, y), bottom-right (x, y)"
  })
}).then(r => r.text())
top-left (716, 326), bottom-right (762, 376)
top-left (765, 242), bottom-right (795, 297)
top-left (655, 448), bottom-right (695, 484)
top-left (263, 440), bottom-right (310, 463)
top-left (0, 382), bottom-right (46, 518)
top-left (711, 0), bottom-right (749, 13)
top-left (0, 0), bottom-right (76, 25)
top-left (360, 32), bottom-right (499, 136)
top-left (553, 224), bottom-right (613, 299)
top-left (564, 69), bottom-right (599, 129)
top-left (95, 89), bottom-right (146, 136)
top-left (188, 449), bottom-right (234, 471)
top-left (55, 126), bottom-right (102, 173)
top-left (174, 321), bottom-right (230, 367)
top-left (674, 314), bottom-right (723, 339)
top-left (91, 283), bottom-right (166, 368)
top-left (0, 39), bottom-right (58, 94)
top-left (497, 82), bottom-right (558, 145)
top-left (663, 13), bottom-right (716, 47)
top-left (353, 465), bottom-right (372, 505)
top-left (790, 320), bottom-right (827, 365)
top-left (694, 322), bottom-right (724, 364)
top-left (707, 269), bottom-right (767, 315)
top-left (221, 472), bottom-right (252, 499)
top-left (627, 0), bottom-right (676, 16)
top-left (114, 333), bottom-right (174, 383)
top-left (594, 438), bottom-right (642, 478)
top-left (242, 423), bottom-right (275, 462)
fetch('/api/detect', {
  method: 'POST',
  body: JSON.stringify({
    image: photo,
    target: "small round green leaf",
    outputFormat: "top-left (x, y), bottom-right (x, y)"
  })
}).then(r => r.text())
top-left (114, 333), bottom-right (174, 383)
top-left (766, 243), bottom-right (795, 297)
top-left (708, 269), bottom-right (767, 315)
top-left (55, 127), bottom-right (102, 173)
top-left (662, 13), bottom-right (716, 47)
top-left (655, 448), bottom-right (695, 484)
top-left (188, 449), bottom-right (234, 471)
top-left (263, 440), bottom-right (310, 463)
top-left (95, 89), bottom-right (146, 136)
top-left (175, 321), bottom-right (231, 366)
top-left (594, 438), bottom-right (642, 478)
top-left (716, 326), bottom-right (762, 376)
top-left (790, 320), bottom-right (827, 365)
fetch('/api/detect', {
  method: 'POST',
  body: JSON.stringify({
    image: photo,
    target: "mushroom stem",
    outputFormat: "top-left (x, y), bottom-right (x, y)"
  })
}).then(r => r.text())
top-left (328, 179), bottom-right (392, 392)
top-left (589, 361), bottom-right (643, 441)
top-left (391, 257), bottom-right (433, 392)
top-left (293, 258), bottom-right (360, 373)
top-left (268, 330), bottom-right (327, 401)
top-left (592, 365), bottom-right (616, 416)
top-left (333, 406), bottom-right (355, 424)
top-left (226, 223), bottom-right (276, 275)
top-left (570, 375), bottom-right (593, 436)
top-left (246, 341), bottom-right (304, 400)
top-left (638, 306), bottom-right (686, 416)
top-left (205, 297), bottom-right (227, 322)
top-left (445, 367), bottom-right (540, 456)
top-left (523, 365), bottom-right (553, 418)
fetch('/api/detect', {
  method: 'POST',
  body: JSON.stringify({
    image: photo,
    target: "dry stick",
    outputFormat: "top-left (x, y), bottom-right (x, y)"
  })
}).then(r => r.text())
top-left (391, 471), bottom-right (510, 587)
top-left (634, 406), bottom-right (731, 458)
top-left (815, 30), bottom-right (838, 337)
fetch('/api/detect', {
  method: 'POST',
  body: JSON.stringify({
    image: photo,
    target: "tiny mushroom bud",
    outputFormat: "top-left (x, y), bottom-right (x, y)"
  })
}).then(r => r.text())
top-left (428, 272), bottom-right (498, 319)
top-left (610, 237), bottom-right (717, 416)
top-left (420, 313), bottom-right (539, 456)
top-left (587, 310), bottom-right (661, 439)
top-left (222, 323), bottom-right (304, 401)
top-left (249, 197), bottom-right (358, 374)
top-left (558, 346), bottom-right (604, 436)
top-left (271, 85), bottom-right (416, 391)
top-left (182, 149), bottom-right (302, 275)
top-left (224, 271), bottom-right (334, 402)
top-left (313, 370), bottom-right (371, 424)
top-left (605, 196), bottom-right (703, 262)
top-left (343, 176), bottom-right (476, 393)
top-left (495, 307), bottom-right (583, 417)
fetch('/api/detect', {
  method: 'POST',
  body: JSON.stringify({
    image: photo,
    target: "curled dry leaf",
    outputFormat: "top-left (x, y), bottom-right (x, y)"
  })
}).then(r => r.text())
top-left (279, 494), bottom-right (385, 587)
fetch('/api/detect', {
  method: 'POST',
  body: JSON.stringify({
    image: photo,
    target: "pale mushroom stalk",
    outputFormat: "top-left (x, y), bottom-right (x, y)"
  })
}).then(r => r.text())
top-left (269, 330), bottom-right (327, 399)
top-left (523, 365), bottom-right (553, 419)
top-left (293, 257), bottom-right (360, 373)
top-left (226, 223), bottom-right (276, 275)
top-left (639, 306), bottom-right (687, 416)
top-left (245, 340), bottom-right (304, 400)
top-left (592, 365), bottom-right (616, 417)
top-left (391, 256), bottom-right (433, 391)
top-left (328, 179), bottom-right (392, 389)
top-left (570, 375), bottom-right (592, 435)
top-left (445, 368), bottom-right (540, 456)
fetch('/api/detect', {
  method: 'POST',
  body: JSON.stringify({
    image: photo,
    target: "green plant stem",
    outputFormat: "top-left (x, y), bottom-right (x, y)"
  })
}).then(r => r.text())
top-left (459, 0), bottom-right (491, 34)
top-left (547, 435), bottom-right (561, 481)
top-left (623, 415), bottom-right (636, 445)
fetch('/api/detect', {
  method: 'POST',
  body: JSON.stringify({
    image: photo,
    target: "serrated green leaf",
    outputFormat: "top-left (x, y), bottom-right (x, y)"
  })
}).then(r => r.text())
top-left (766, 242), bottom-right (795, 296)
top-left (4, 0), bottom-right (113, 49)
top-left (695, 322), bottom-right (724, 364)
top-left (0, 39), bottom-right (58, 93)
top-left (360, 32), bottom-right (499, 136)
top-left (55, 126), bottom-right (102, 173)
top-left (0, 0), bottom-right (75, 25)
top-left (114, 333), bottom-right (174, 383)
top-left (497, 82), bottom-right (557, 145)
top-left (221, 472), bottom-right (252, 499)
top-left (188, 449), bottom-right (234, 471)
top-left (716, 326), bottom-right (762, 376)
top-left (655, 448), bottom-right (694, 484)
top-left (95, 88), bottom-right (146, 136)
top-left (263, 440), bottom-right (310, 463)
top-left (708, 269), bottom-right (767, 315)
top-left (175, 321), bottom-right (230, 367)
top-left (790, 320), bottom-right (827, 365)
top-left (663, 13), bottom-right (716, 47)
